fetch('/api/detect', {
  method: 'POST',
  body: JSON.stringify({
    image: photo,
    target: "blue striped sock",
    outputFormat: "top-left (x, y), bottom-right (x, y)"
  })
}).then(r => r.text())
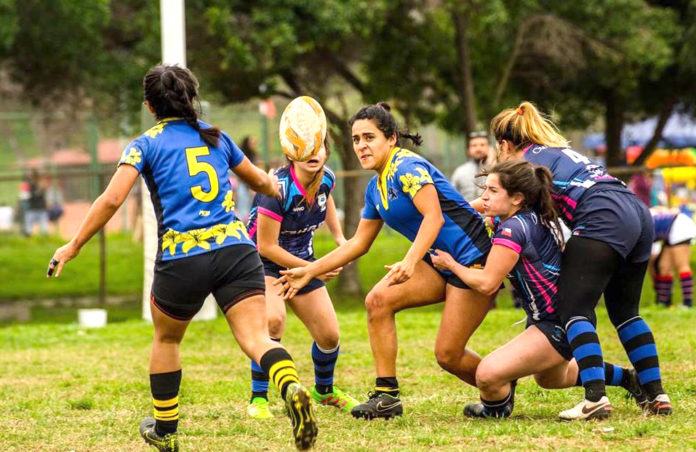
top-left (617, 316), bottom-right (664, 398)
top-left (250, 337), bottom-right (281, 400)
top-left (566, 317), bottom-right (606, 401)
top-left (312, 341), bottom-right (339, 394)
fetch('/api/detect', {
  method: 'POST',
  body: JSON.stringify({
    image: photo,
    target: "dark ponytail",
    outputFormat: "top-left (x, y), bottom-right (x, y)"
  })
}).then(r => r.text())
top-left (143, 65), bottom-right (221, 148)
top-left (349, 101), bottom-right (423, 147)
top-left (482, 160), bottom-right (564, 247)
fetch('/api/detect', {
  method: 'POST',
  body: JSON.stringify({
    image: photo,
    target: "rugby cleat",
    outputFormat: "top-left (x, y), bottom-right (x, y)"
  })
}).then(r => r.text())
top-left (558, 396), bottom-right (612, 421)
top-left (644, 394), bottom-right (673, 416)
top-left (139, 417), bottom-right (179, 452)
top-left (284, 383), bottom-right (318, 450)
top-left (463, 401), bottom-right (512, 419)
top-left (350, 391), bottom-right (403, 420)
top-left (311, 385), bottom-right (360, 412)
top-left (247, 396), bottom-right (274, 419)
top-left (623, 368), bottom-right (648, 407)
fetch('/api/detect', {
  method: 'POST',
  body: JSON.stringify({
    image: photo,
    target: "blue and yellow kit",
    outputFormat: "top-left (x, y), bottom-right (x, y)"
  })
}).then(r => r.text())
top-left (118, 118), bottom-right (254, 262)
top-left (362, 147), bottom-right (490, 267)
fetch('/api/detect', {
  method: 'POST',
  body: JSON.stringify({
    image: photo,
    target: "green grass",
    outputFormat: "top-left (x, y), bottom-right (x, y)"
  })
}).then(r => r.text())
top-left (0, 232), bottom-right (143, 301)
top-left (0, 232), bottom-right (695, 450)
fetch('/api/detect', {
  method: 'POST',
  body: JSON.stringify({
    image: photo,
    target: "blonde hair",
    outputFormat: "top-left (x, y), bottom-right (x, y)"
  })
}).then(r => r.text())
top-left (490, 101), bottom-right (569, 149)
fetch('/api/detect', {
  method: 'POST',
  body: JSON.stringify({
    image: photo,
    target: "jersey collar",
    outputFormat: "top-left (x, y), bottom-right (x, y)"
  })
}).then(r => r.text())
top-left (377, 147), bottom-right (401, 210)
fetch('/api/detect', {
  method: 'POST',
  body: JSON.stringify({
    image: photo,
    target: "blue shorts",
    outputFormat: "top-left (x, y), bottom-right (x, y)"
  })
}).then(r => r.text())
top-left (526, 314), bottom-right (573, 361)
top-left (571, 185), bottom-right (653, 263)
top-left (262, 259), bottom-right (326, 296)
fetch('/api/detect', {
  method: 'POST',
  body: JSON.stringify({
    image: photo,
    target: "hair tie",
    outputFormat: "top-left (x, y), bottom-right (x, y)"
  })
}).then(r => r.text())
top-left (516, 107), bottom-right (524, 115)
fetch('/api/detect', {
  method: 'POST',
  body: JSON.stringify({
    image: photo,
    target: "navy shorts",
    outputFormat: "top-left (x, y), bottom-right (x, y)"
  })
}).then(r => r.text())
top-left (527, 314), bottom-right (573, 361)
top-left (570, 185), bottom-right (653, 263)
top-left (152, 244), bottom-right (266, 320)
top-left (422, 253), bottom-right (488, 290)
top-left (262, 259), bottom-right (326, 296)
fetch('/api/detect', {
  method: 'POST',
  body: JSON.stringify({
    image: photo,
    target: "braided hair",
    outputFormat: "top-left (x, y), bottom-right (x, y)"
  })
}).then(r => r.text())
top-left (143, 65), bottom-right (221, 148)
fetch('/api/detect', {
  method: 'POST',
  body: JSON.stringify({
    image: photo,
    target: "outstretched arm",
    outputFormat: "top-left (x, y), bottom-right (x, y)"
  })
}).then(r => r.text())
top-left (324, 195), bottom-right (347, 246)
top-left (47, 165), bottom-right (139, 277)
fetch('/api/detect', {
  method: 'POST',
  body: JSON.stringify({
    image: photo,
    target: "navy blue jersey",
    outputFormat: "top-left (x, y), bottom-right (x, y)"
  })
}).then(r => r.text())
top-left (493, 210), bottom-right (562, 321)
top-left (118, 118), bottom-right (253, 262)
top-left (651, 208), bottom-right (679, 242)
top-left (522, 144), bottom-right (623, 225)
top-left (362, 147), bottom-right (490, 267)
top-left (247, 165), bottom-right (336, 262)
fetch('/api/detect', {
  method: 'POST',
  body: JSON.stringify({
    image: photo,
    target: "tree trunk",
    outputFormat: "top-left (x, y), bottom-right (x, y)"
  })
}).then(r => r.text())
top-left (326, 108), bottom-right (364, 298)
top-left (604, 91), bottom-right (625, 168)
top-left (632, 96), bottom-right (676, 167)
top-left (451, 7), bottom-right (478, 135)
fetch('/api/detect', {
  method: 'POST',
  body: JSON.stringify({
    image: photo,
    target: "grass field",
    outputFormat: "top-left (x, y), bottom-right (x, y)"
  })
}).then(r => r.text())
top-left (1, 233), bottom-right (695, 450)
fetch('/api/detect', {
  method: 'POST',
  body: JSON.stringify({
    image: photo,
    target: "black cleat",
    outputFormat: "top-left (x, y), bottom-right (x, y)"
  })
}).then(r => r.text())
top-left (463, 401), bottom-right (512, 419)
top-left (284, 382), bottom-right (318, 450)
top-left (623, 368), bottom-right (648, 407)
top-left (139, 417), bottom-right (179, 452)
top-left (350, 392), bottom-right (403, 420)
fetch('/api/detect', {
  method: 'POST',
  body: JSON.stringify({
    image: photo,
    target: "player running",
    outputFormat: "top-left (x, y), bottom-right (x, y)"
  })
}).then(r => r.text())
top-left (649, 206), bottom-right (695, 308)
top-left (47, 65), bottom-right (317, 450)
top-left (245, 98), bottom-right (359, 419)
top-left (431, 160), bottom-right (641, 419)
top-left (481, 101), bottom-right (671, 420)
top-left (276, 102), bottom-right (494, 420)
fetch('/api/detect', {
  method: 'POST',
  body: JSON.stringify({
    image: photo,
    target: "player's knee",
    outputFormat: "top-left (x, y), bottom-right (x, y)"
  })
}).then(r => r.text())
top-left (316, 332), bottom-right (340, 351)
top-left (267, 312), bottom-right (286, 338)
top-left (155, 330), bottom-right (184, 345)
top-left (434, 345), bottom-right (463, 374)
top-left (365, 288), bottom-right (393, 319)
top-left (533, 372), bottom-right (555, 389)
top-left (475, 361), bottom-right (504, 392)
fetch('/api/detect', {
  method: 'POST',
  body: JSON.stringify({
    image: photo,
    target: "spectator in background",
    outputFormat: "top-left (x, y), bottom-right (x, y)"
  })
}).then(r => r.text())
top-left (233, 135), bottom-right (260, 222)
top-left (46, 179), bottom-right (64, 235)
top-left (451, 132), bottom-right (495, 201)
top-left (22, 169), bottom-right (49, 236)
top-left (628, 169), bottom-right (653, 207)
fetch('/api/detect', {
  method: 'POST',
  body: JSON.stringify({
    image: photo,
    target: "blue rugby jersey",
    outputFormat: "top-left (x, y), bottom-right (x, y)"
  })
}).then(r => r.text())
top-left (118, 118), bottom-right (253, 261)
top-left (247, 165), bottom-right (336, 263)
top-left (651, 208), bottom-right (679, 242)
top-left (522, 144), bottom-right (623, 225)
top-left (362, 147), bottom-right (490, 267)
top-left (493, 210), bottom-right (562, 321)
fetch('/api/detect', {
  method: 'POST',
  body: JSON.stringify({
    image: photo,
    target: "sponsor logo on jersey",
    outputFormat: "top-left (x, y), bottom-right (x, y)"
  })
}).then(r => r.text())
top-left (317, 193), bottom-right (327, 211)
top-left (199, 210), bottom-right (210, 217)
top-left (502, 227), bottom-right (512, 237)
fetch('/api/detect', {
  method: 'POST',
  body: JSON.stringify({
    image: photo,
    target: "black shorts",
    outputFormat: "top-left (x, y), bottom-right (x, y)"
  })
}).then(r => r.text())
top-left (527, 315), bottom-right (573, 361)
top-left (571, 185), bottom-right (653, 263)
top-left (422, 253), bottom-right (487, 290)
top-left (263, 261), bottom-right (326, 296)
top-left (151, 244), bottom-right (266, 320)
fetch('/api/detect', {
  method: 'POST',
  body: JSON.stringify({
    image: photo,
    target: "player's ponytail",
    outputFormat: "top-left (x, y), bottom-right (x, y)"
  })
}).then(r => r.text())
top-left (484, 160), bottom-right (564, 246)
top-left (143, 64), bottom-right (221, 148)
top-left (490, 101), bottom-right (568, 150)
top-left (291, 137), bottom-right (331, 206)
top-left (349, 101), bottom-right (423, 147)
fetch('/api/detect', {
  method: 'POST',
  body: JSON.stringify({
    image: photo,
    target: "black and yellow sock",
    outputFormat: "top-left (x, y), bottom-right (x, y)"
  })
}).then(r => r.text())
top-left (250, 337), bottom-right (281, 401)
top-left (375, 377), bottom-right (399, 397)
top-left (150, 369), bottom-right (181, 436)
top-left (259, 347), bottom-right (300, 399)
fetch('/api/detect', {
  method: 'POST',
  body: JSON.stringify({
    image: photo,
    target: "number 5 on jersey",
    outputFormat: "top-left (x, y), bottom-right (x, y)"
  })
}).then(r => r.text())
top-left (186, 146), bottom-right (219, 202)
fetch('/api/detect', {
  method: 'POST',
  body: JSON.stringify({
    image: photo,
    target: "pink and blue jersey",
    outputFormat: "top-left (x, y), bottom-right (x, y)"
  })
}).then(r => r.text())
top-left (247, 165), bottom-right (335, 265)
top-left (493, 210), bottom-right (562, 321)
top-left (522, 144), bottom-right (623, 225)
top-left (118, 118), bottom-right (253, 262)
top-left (362, 147), bottom-right (490, 267)
top-left (651, 208), bottom-right (679, 242)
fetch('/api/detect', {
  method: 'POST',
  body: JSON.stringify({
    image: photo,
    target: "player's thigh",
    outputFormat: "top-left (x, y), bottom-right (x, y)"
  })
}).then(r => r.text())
top-left (367, 260), bottom-right (446, 313)
top-left (657, 246), bottom-right (674, 274)
top-left (264, 275), bottom-right (288, 331)
top-left (289, 286), bottom-right (339, 346)
top-left (669, 243), bottom-right (692, 270)
top-left (436, 285), bottom-right (492, 350)
top-left (225, 294), bottom-right (271, 358)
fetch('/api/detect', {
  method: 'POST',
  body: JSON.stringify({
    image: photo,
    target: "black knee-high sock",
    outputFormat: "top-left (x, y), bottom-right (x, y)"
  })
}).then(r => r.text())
top-left (566, 317), bottom-right (606, 402)
top-left (259, 347), bottom-right (300, 400)
top-left (150, 370), bottom-right (182, 436)
top-left (617, 316), bottom-right (664, 398)
top-left (375, 377), bottom-right (399, 397)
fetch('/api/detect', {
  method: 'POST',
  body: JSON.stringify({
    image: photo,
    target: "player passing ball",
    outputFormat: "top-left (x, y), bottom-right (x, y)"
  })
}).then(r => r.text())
top-left (276, 102), bottom-right (494, 420)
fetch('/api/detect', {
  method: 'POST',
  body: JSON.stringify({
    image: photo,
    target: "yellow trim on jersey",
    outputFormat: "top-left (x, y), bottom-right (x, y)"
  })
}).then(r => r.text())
top-left (153, 396), bottom-right (179, 408)
top-left (377, 147), bottom-right (401, 210)
top-left (161, 220), bottom-right (249, 257)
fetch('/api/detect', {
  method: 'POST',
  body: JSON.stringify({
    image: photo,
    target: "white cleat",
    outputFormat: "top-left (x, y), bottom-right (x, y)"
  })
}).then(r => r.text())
top-left (558, 396), bottom-right (612, 421)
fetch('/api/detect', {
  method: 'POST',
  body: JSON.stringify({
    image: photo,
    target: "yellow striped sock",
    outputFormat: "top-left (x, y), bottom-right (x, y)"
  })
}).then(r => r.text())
top-left (153, 395), bottom-right (179, 422)
top-left (269, 359), bottom-right (300, 396)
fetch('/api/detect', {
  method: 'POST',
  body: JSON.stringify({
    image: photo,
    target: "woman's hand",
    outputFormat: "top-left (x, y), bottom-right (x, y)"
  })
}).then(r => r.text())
top-left (317, 267), bottom-right (343, 282)
top-left (47, 242), bottom-right (80, 277)
top-left (275, 267), bottom-right (313, 300)
top-left (430, 249), bottom-right (456, 271)
top-left (383, 259), bottom-right (416, 286)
